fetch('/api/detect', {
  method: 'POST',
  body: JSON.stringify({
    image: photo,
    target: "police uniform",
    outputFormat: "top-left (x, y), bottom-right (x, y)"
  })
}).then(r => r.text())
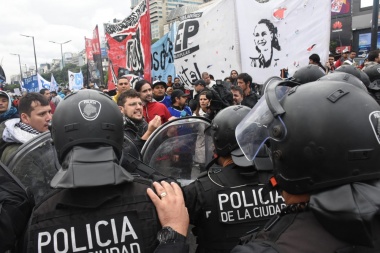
top-left (184, 164), bottom-right (285, 253)
top-left (26, 178), bottom-right (160, 253)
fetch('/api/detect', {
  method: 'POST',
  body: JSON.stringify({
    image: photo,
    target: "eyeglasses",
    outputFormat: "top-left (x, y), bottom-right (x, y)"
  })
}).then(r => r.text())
top-left (118, 82), bottom-right (129, 86)
top-left (127, 102), bottom-right (143, 107)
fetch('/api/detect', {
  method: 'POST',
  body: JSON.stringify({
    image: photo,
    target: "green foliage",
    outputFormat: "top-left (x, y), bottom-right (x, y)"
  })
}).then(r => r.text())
top-left (330, 41), bottom-right (338, 54)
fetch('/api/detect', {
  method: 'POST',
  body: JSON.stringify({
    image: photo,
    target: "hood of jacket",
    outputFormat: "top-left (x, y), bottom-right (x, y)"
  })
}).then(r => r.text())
top-left (310, 179), bottom-right (380, 248)
top-left (2, 118), bottom-right (39, 144)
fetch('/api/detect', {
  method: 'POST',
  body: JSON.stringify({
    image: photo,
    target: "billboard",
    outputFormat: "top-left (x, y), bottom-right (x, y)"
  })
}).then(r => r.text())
top-left (331, 0), bottom-right (351, 16)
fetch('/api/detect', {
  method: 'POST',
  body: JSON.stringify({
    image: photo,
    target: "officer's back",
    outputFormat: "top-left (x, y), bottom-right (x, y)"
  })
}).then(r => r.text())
top-left (23, 90), bottom-right (160, 252)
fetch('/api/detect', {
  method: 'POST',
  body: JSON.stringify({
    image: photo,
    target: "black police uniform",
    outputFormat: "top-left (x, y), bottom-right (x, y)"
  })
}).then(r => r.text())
top-left (25, 178), bottom-right (160, 253)
top-left (184, 164), bottom-right (285, 253)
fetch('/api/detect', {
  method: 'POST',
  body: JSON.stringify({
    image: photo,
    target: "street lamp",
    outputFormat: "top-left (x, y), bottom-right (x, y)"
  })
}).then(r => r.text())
top-left (20, 34), bottom-right (38, 74)
top-left (10, 53), bottom-right (23, 83)
top-left (49, 40), bottom-right (72, 70)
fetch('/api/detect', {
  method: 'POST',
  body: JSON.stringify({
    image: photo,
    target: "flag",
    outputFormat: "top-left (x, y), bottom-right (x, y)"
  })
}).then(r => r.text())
top-left (50, 74), bottom-right (58, 92)
top-left (105, 0), bottom-right (152, 85)
top-left (37, 73), bottom-right (51, 91)
top-left (235, 0), bottom-right (331, 82)
top-left (0, 65), bottom-right (6, 84)
top-left (85, 26), bottom-right (104, 87)
top-left (173, 0), bottom-right (241, 89)
top-left (22, 75), bottom-right (39, 92)
top-left (68, 70), bottom-right (84, 91)
top-left (151, 23), bottom-right (176, 82)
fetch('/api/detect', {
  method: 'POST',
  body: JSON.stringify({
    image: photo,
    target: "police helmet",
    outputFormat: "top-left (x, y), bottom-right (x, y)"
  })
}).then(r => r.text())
top-left (52, 89), bottom-right (124, 163)
top-left (363, 64), bottom-right (380, 91)
top-left (236, 80), bottom-right (380, 194)
top-left (206, 105), bottom-right (250, 157)
top-left (318, 72), bottom-right (367, 92)
top-left (335, 65), bottom-right (370, 87)
top-left (290, 64), bottom-right (325, 84)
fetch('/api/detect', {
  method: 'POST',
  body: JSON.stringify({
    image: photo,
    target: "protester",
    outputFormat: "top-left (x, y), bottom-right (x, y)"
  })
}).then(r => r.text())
top-left (0, 91), bottom-right (19, 123)
top-left (112, 76), bottom-right (131, 103)
top-left (236, 73), bottom-right (258, 108)
top-left (168, 90), bottom-right (192, 118)
top-left (39, 88), bottom-right (56, 114)
top-left (152, 80), bottom-right (171, 108)
top-left (0, 93), bottom-right (51, 164)
top-left (50, 90), bottom-right (62, 107)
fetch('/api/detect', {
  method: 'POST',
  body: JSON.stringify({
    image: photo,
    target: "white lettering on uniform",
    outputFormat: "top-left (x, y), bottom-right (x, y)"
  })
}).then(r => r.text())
top-left (95, 221), bottom-right (111, 247)
top-left (230, 192), bottom-right (241, 208)
top-left (121, 216), bottom-right (138, 242)
top-left (86, 224), bottom-right (94, 249)
top-left (38, 232), bottom-right (51, 253)
top-left (218, 193), bottom-right (228, 210)
top-left (71, 227), bottom-right (86, 252)
top-left (54, 228), bottom-right (68, 253)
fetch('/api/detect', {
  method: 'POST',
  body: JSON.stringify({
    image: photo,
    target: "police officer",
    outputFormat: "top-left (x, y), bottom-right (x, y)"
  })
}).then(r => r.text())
top-left (289, 64), bottom-right (325, 84)
top-left (183, 105), bottom-right (284, 253)
top-left (24, 90), bottom-right (163, 252)
top-left (363, 63), bottom-right (380, 105)
top-left (151, 79), bottom-right (380, 252)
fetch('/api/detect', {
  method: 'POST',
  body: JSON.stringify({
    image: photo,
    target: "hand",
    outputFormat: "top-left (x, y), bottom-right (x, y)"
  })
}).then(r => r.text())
top-left (168, 116), bottom-right (177, 121)
top-left (147, 181), bottom-right (189, 237)
top-left (148, 115), bottom-right (161, 133)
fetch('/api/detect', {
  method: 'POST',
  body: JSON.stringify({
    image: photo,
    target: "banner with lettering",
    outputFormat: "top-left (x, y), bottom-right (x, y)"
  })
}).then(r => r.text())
top-left (22, 75), bottom-right (39, 92)
top-left (173, 0), bottom-right (240, 90)
top-left (68, 70), bottom-right (84, 91)
top-left (85, 25), bottom-right (103, 87)
top-left (236, 0), bottom-right (330, 83)
top-left (38, 73), bottom-right (51, 91)
top-left (151, 24), bottom-right (176, 82)
top-left (105, 0), bottom-right (151, 87)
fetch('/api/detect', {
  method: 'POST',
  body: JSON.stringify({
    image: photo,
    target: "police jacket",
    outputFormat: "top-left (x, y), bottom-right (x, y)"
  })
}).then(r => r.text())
top-left (183, 164), bottom-right (284, 253)
top-left (123, 117), bottom-right (148, 152)
top-left (232, 180), bottom-right (380, 253)
top-left (24, 179), bottom-right (160, 253)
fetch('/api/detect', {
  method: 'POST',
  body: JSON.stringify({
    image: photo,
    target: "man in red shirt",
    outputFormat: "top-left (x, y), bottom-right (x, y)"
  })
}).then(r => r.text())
top-left (134, 80), bottom-right (173, 124)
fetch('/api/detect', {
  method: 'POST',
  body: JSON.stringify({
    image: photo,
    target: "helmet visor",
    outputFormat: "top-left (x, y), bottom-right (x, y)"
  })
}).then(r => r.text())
top-left (236, 85), bottom-right (291, 161)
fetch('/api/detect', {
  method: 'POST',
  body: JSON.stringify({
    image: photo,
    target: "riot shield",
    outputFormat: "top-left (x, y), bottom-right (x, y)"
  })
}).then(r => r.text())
top-left (141, 117), bottom-right (213, 186)
top-left (120, 134), bottom-right (142, 173)
top-left (7, 132), bottom-right (60, 204)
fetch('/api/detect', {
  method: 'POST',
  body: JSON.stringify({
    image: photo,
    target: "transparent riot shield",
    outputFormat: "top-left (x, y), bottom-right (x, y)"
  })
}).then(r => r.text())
top-left (7, 132), bottom-right (60, 204)
top-left (120, 134), bottom-right (142, 174)
top-left (141, 117), bottom-right (212, 186)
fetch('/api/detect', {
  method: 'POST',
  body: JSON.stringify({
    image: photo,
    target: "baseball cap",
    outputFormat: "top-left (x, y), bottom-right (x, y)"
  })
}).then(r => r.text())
top-left (171, 89), bottom-right (189, 100)
top-left (152, 80), bottom-right (167, 89)
top-left (193, 79), bottom-right (206, 86)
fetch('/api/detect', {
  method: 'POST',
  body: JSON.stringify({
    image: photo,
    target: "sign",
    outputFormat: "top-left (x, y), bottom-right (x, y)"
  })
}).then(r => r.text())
top-left (68, 70), bottom-right (84, 91)
top-left (23, 75), bottom-right (39, 92)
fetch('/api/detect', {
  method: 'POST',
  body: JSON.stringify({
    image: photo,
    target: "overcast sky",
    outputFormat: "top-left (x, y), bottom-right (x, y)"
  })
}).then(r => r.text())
top-left (0, 0), bottom-right (132, 79)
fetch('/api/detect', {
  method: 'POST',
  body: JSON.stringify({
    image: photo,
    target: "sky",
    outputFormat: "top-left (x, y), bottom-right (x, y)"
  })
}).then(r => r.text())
top-left (0, 0), bottom-right (132, 79)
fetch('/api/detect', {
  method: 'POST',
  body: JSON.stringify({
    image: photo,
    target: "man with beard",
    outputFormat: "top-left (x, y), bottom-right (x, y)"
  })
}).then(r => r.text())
top-left (152, 80), bottom-right (171, 108)
top-left (168, 90), bottom-right (192, 118)
top-left (134, 80), bottom-right (173, 124)
top-left (117, 89), bottom-right (161, 152)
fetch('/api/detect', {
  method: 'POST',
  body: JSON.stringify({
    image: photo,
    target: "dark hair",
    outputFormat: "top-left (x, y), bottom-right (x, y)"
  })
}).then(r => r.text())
top-left (19, 92), bottom-right (50, 116)
top-left (368, 50), bottom-right (380, 62)
top-left (209, 74), bottom-right (214, 80)
top-left (134, 79), bottom-right (151, 92)
top-left (329, 54), bottom-right (335, 58)
top-left (237, 73), bottom-right (252, 85)
top-left (255, 19), bottom-right (281, 51)
top-left (117, 76), bottom-right (129, 83)
top-left (39, 88), bottom-right (49, 95)
top-left (309, 54), bottom-right (321, 64)
top-left (194, 91), bottom-right (212, 116)
top-left (231, 85), bottom-right (243, 96)
top-left (230, 70), bottom-right (238, 75)
top-left (224, 77), bottom-right (231, 82)
top-left (51, 91), bottom-right (57, 95)
top-left (174, 77), bottom-right (180, 81)
top-left (168, 75), bottom-right (172, 78)
top-left (117, 89), bottom-right (140, 106)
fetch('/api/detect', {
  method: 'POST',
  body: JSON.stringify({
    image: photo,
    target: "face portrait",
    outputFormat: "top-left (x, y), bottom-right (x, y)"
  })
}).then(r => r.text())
top-left (230, 70), bottom-right (238, 79)
top-left (237, 78), bottom-right (249, 93)
top-left (194, 84), bottom-right (204, 93)
top-left (199, 94), bottom-right (210, 110)
top-left (43, 90), bottom-right (51, 101)
top-left (232, 90), bottom-right (243, 105)
top-left (21, 101), bottom-right (52, 133)
top-left (0, 96), bottom-right (9, 113)
top-left (202, 73), bottom-right (211, 85)
top-left (349, 52), bottom-right (356, 59)
top-left (328, 56), bottom-right (335, 66)
top-left (70, 75), bottom-right (74, 82)
top-left (174, 78), bottom-right (180, 84)
top-left (139, 83), bottom-right (153, 103)
top-left (167, 76), bottom-right (172, 83)
top-left (254, 23), bottom-right (272, 53)
top-left (119, 97), bottom-right (143, 122)
top-left (117, 78), bottom-right (130, 94)
top-left (153, 84), bottom-right (166, 97)
top-left (176, 96), bottom-right (187, 107)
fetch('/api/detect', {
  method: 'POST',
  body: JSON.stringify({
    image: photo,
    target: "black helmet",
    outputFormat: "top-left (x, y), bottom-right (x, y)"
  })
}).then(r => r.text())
top-left (363, 64), bottom-right (380, 91)
top-left (206, 105), bottom-right (250, 157)
top-left (318, 72), bottom-right (367, 92)
top-left (236, 80), bottom-right (380, 194)
top-left (52, 90), bottom-right (124, 163)
top-left (290, 64), bottom-right (325, 84)
top-left (335, 65), bottom-right (371, 87)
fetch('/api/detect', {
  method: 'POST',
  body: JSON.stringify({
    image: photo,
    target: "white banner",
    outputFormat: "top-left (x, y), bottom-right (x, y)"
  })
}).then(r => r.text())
top-left (68, 70), bottom-right (84, 91)
top-left (37, 73), bottom-right (51, 91)
top-left (236, 0), bottom-right (331, 83)
top-left (50, 74), bottom-right (58, 92)
top-left (174, 0), bottom-right (241, 89)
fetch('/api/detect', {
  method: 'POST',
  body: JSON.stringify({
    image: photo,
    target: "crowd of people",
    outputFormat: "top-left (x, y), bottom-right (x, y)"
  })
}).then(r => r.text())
top-left (0, 48), bottom-right (380, 252)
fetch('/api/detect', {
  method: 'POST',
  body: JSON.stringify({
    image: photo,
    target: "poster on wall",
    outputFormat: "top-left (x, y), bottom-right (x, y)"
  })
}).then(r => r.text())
top-left (331, 0), bottom-right (351, 16)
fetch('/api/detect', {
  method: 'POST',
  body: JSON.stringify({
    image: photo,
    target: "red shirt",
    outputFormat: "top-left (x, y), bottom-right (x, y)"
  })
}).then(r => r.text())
top-left (143, 101), bottom-right (171, 124)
